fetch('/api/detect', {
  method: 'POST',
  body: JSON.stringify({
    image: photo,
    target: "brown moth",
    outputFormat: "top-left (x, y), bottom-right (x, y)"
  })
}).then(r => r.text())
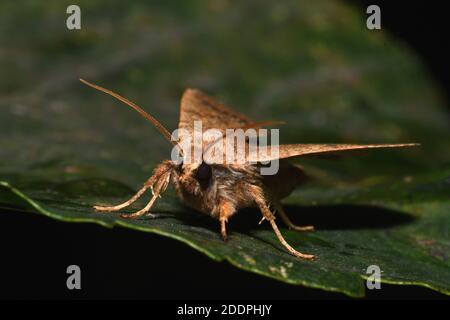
top-left (80, 79), bottom-right (418, 260)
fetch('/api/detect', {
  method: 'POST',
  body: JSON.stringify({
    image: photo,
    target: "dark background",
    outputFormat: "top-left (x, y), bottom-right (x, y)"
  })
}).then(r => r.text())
top-left (349, 1), bottom-right (450, 116)
top-left (1, 1), bottom-right (449, 300)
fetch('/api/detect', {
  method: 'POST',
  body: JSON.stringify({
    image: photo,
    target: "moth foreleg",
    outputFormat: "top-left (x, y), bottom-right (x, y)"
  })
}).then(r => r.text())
top-left (94, 160), bottom-right (173, 215)
top-left (120, 192), bottom-right (158, 219)
top-left (120, 165), bottom-right (172, 219)
top-left (94, 184), bottom-right (150, 213)
top-left (275, 203), bottom-right (314, 232)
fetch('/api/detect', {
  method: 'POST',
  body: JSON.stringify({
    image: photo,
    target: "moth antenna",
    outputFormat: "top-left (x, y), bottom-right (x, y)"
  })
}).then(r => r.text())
top-left (80, 78), bottom-right (183, 154)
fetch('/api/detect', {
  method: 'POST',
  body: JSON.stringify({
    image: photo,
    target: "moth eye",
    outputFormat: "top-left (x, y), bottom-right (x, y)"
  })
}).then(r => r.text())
top-left (196, 162), bottom-right (212, 182)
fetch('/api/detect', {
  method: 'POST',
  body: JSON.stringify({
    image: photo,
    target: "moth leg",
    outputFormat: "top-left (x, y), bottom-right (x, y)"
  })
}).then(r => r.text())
top-left (251, 186), bottom-right (315, 260)
top-left (261, 203), bottom-right (315, 260)
top-left (94, 160), bottom-right (172, 215)
top-left (120, 164), bottom-right (172, 219)
top-left (220, 219), bottom-right (227, 241)
top-left (275, 203), bottom-right (314, 232)
top-left (120, 192), bottom-right (158, 219)
top-left (218, 201), bottom-right (235, 241)
top-left (93, 184), bottom-right (150, 213)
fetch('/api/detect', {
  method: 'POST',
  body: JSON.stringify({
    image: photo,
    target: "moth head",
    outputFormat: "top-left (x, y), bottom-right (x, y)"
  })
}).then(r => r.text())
top-left (176, 157), bottom-right (259, 199)
top-left (177, 161), bottom-right (214, 196)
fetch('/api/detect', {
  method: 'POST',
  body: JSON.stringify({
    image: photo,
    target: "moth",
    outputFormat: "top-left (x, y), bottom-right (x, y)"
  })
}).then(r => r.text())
top-left (80, 79), bottom-right (418, 260)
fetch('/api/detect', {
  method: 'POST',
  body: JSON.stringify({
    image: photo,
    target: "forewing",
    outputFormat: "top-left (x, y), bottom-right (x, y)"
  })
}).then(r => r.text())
top-left (178, 89), bottom-right (252, 134)
top-left (177, 89), bottom-right (281, 161)
top-left (246, 143), bottom-right (419, 163)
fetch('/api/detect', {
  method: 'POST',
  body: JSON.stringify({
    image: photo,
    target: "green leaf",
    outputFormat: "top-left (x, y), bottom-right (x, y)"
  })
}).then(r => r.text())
top-left (1, 0), bottom-right (449, 297)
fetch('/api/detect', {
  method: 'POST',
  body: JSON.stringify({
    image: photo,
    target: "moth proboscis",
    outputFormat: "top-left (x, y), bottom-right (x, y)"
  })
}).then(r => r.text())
top-left (80, 78), bottom-right (419, 260)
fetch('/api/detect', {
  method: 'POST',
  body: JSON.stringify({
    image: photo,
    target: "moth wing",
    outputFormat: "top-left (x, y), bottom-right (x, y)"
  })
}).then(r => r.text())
top-left (177, 89), bottom-right (280, 159)
top-left (247, 143), bottom-right (419, 162)
top-left (178, 88), bottom-right (252, 134)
